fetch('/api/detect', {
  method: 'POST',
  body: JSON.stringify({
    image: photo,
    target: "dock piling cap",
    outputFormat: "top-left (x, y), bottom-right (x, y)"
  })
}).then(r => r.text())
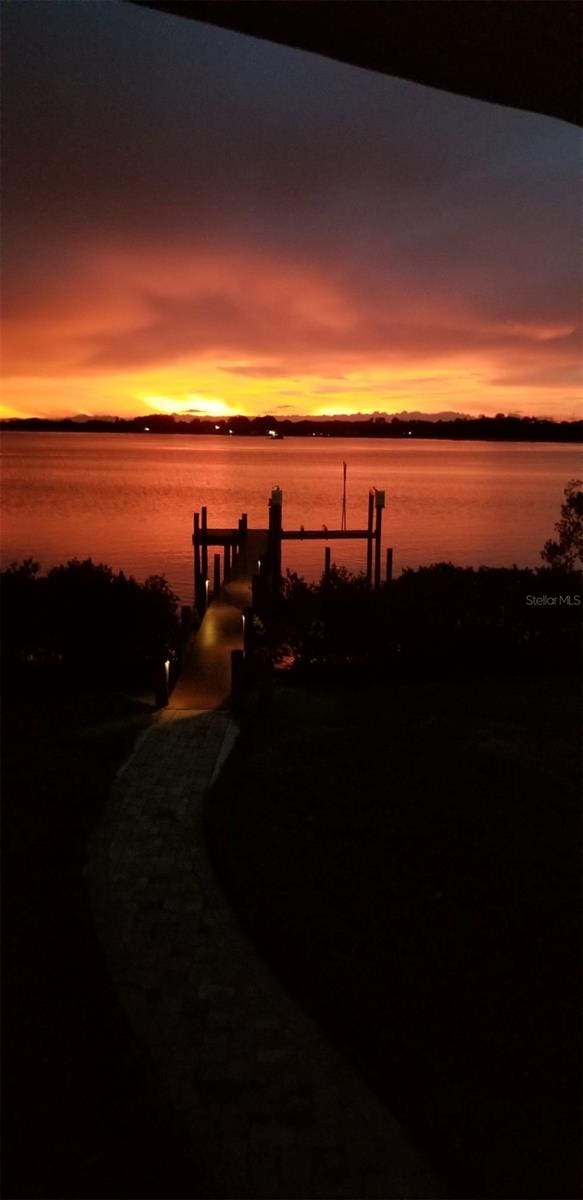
top-left (375, 489), bottom-right (386, 508)
top-left (271, 486), bottom-right (283, 506)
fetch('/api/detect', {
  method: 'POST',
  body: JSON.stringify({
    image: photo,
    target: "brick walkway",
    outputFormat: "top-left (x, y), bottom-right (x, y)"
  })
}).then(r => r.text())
top-left (88, 705), bottom-right (443, 1198)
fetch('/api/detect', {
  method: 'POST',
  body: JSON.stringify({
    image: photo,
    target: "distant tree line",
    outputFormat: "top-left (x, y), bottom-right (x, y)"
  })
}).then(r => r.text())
top-left (2, 414), bottom-right (581, 442)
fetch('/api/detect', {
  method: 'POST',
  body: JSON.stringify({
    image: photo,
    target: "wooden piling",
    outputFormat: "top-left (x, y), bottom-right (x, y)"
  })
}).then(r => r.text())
top-left (366, 491), bottom-right (374, 586)
top-left (324, 545), bottom-right (331, 582)
top-left (213, 552), bottom-right (221, 596)
top-left (268, 487), bottom-right (283, 590)
top-left (223, 542), bottom-right (230, 582)
top-left (386, 547), bottom-right (393, 584)
top-left (237, 512), bottom-right (248, 568)
top-left (201, 505), bottom-right (208, 582)
top-left (374, 490), bottom-right (385, 590)
top-left (193, 511), bottom-right (201, 608)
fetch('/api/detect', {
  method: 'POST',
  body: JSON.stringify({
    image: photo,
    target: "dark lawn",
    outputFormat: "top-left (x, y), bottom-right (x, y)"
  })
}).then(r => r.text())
top-left (206, 674), bottom-right (582, 1200)
top-left (2, 680), bottom-right (202, 1199)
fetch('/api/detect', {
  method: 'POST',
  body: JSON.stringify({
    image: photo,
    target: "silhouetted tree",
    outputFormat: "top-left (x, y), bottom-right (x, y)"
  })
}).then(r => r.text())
top-left (541, 479), bottom-right (583, 570)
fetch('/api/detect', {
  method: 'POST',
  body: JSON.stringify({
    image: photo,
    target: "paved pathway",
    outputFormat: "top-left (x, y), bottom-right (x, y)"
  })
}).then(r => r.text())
top-left (88, 704), bottom-right (443, 1198)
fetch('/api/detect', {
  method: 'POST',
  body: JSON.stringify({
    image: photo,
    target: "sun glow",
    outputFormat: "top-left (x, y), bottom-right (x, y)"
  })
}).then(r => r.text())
top-left (140, 393), bottom-right (233, 417)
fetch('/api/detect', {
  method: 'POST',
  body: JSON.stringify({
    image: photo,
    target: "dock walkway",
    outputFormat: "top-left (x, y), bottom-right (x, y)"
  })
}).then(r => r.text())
top-left (170, 529), bottom-right (268, 710)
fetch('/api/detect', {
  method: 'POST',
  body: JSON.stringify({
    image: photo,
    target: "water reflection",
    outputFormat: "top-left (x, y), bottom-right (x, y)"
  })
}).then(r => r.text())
top-left (1, 433), bottom-right (580, 601)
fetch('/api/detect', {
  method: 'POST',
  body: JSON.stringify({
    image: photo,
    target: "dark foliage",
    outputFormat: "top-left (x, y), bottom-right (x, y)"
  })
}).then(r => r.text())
top-left (541, 478), bottom-right (583, 570)
top-left (0, 557), bottom-right (180, 685)
top-left (276, 561), bottom-right (582, 677)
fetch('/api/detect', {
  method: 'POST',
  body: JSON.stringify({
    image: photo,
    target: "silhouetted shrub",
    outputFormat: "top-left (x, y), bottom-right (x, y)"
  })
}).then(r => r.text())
top-left (1, 558), bottom-right (180, 685)
top-left (277, 566), bottom-right (382, 665)
top-left (276, 562), bottom-right (582, 677)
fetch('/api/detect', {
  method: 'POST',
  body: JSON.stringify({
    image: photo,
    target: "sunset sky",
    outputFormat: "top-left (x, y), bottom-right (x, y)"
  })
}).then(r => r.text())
top-left (2, 1), bottom-right (581, 422)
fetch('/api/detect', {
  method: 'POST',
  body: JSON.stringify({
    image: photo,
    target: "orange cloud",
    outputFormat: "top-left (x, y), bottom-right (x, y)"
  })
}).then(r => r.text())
top-left (2, 240), bottom-right (581, 421)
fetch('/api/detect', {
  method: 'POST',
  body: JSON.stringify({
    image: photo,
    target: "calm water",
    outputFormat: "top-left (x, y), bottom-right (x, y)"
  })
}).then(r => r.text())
top-left (1, 433), bottom-right (580, 602)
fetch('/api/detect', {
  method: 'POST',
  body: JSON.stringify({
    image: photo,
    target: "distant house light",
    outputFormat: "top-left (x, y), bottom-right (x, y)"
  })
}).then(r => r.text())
top-left (215, 424), bottom-right (220, 430)
top-left (228, 428), bottom-right (234, 435)
top-left (144, 426), bottom-right (150, 432)
top-left (267, 429), bottom-right (277, 437)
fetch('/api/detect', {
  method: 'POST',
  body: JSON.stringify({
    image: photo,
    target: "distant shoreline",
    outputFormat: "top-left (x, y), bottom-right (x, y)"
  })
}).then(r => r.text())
top-left (1, 416), bottom-right (582, 443)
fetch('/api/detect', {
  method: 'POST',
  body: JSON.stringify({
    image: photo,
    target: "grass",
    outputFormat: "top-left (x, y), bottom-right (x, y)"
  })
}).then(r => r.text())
top-left (2, 678), bottom-right (203, 1199)
top-left (206, 673), bottom-right (582, 1199)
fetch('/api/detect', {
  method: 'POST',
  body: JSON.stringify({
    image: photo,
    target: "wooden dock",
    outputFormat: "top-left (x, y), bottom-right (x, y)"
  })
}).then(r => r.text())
top-left (192, 486), bottom-right (388, 615)
top-left (166, 485), bottom-right (391, 709)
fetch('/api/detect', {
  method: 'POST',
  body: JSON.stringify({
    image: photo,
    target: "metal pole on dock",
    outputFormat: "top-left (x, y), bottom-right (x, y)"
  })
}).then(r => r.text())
top-left (366, 491), bottom-right (374, 586)
top-left (374, 490), bottom-right (385, 590)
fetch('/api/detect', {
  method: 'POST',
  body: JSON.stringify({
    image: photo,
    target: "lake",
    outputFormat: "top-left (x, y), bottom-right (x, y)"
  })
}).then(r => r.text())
top-left (1, 433), bottom-right (580, 602)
